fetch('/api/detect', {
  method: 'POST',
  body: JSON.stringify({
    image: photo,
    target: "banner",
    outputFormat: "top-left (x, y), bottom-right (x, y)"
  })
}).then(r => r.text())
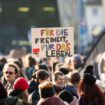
top-left (32, 27), bottom-right (74, 58)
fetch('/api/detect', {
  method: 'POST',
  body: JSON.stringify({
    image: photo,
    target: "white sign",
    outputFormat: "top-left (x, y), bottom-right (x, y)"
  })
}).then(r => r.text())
top-left (31, 27), bottom-right (74, 58)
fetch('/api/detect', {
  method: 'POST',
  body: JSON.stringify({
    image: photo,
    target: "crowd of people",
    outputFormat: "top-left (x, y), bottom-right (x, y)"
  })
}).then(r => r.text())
top-left (0, 51), bottom-right (105, 105)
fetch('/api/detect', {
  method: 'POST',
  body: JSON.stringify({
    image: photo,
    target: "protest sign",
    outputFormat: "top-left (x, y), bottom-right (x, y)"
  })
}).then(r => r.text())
top-left (32, 27), bottom-right (74, 58)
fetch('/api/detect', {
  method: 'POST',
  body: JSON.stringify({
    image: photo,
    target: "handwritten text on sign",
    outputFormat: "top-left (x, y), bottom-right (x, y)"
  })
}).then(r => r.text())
top-left (32, 27), bottom-right (74, 58)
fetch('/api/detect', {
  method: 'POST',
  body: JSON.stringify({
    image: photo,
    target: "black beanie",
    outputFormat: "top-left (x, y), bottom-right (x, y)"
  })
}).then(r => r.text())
top-left (58, 90), bottom-right (73, 103)
top-left (83, 73), bottom-right (96, 85)
top-left (84, 65), bottom-right (94, 75)
top-left (59, 67), bottom-right (69, 75)
top-left (39, 81), bottom-right (55, 98)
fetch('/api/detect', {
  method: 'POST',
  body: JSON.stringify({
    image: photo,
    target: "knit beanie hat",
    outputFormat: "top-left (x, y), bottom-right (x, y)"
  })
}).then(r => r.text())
top-left (58, 90), bottom-right (73, 103)
top-left (39, 81), bottom-right (55, 98)
top-left (58, 67), bottom-right (69, 75)
top-left (13, 77), bottom-right (29, 91)
top-left (83, 73), bottom-right (96, 85)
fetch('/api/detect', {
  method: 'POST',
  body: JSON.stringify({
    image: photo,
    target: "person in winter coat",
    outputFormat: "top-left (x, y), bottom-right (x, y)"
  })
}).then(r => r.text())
top-left (78, 73), bottom-right (105, 105)
top-left (66, 71), bottom-right (80, 99)
top-left (2, 63), bottom-right (19, 94)
top-left (28, 70), bottom-right (50, 105)
top-left (9, 77), bottom-right (29, 105)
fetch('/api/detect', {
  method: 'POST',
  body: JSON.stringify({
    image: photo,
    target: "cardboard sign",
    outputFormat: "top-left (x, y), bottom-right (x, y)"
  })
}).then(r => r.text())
top-left (32, 27), bottom-right (74, 58)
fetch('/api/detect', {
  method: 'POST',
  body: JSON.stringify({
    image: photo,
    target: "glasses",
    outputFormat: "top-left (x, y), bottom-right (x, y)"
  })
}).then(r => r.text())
top-left (5, 71), bottom-right (15, 75)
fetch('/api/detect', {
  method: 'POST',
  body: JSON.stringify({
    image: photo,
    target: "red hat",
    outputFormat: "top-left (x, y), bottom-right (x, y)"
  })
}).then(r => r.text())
top-left (13, 77), bottom-right (29, 91)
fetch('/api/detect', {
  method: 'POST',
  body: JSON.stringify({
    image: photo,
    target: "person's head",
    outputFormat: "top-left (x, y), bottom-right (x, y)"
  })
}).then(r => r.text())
top-left (13, 77), bottom-right (29, 91)
top-left (39, 81), bottom-right (55, 98)
top-left (58, 90), bottom-right (73, 103)
top-left (68, 71), bottom-right (80, 85)
top-left (32, 70), bottom-right (50, 84)
top-left (13, 59), bottom-right (23, 70)
top-left (23, 54), bottom-right (36, 68)
top-left (10, 77), bottom-right (29, 102)
top-left (13, 59), bottom-right (26, 77)
top-left (3, 63), bottom-right (19, 83)
top-left (84, 65), bottom-right (94, 75)
top-left (72, 54), bottom-right (82, 69)
top-left (0, 81), bottom-right (7, 99)
top-left (54, 71), bottom-right (65, 87)
top-left (57, 66), bottom-right (70, 75)
top-left (83, 73), bottom-right (96, 85)
top-left (0, 57), bottom-right (7, 64)
top-left (36, 64), bottom-right (49, 71)
top-left (0, 56), bottom-right (7, 71)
